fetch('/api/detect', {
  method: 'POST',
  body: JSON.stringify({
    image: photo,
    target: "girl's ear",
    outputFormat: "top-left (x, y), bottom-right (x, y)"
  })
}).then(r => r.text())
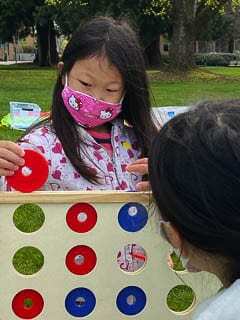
top-left (165, 223), bottom-right (188, 257)
top-left (57, 62), bottom-right (65, 86)
top-left (58, 61), bottom-right (64, 72)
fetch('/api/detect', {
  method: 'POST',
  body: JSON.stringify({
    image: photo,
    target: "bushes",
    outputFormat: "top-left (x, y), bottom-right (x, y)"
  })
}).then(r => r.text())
top-left (158, 53), bottom-right (240, 67)
top-left (195, 53), bottom-right (239, 66)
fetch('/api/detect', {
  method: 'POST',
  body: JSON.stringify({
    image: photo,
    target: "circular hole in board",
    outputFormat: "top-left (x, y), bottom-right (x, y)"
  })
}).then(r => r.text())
top-left (166, 285), bottom-right (196, 315)
top-left (118, 203), bottom-right (148, 232)
top-left (13, 203), bottom-right (45, 233)
top-left (117, 243), bottom-right (147, 274)
top-left (12, 289), bottom-right (44, 319)
top-left (23, 298), bottom-right (33, 309)
top-left (66, 203), bottom-right (97, 233)
top-left (13, 246), bottom-right (44, 275)
top-left (65, 288), bottom-right (96, 317)
top-left (168, 250), bottom-right (187, 273)
top-left (116, 286), bottom-right (147, 316)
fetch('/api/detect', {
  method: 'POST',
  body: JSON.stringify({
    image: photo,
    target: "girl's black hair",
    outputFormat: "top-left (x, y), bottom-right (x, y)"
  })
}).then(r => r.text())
top-left (26, 16), bottom-right (157, 183)
top-left (149, 100), bottom-right (240, 283)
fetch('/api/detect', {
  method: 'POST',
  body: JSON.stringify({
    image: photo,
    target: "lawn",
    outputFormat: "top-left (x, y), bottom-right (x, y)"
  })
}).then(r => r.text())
top-left (1, 64), bottom-right (240, 140)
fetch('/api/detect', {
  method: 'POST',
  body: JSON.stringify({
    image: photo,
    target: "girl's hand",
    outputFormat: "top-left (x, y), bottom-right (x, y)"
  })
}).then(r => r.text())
top-left (127, 158), bottom-right (150, 191)
top-left (0, 141), bottom-right (25, 176)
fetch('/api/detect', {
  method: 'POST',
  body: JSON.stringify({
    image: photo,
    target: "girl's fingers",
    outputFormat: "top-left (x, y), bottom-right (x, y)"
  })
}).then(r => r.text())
top-left (127, 164), bottom-right (148, 175)
top-left (130, 158), bottom-right (148, 165)
top-left (0, 141), bottom-right (25, 157)
top-left (127, 158), bottom-right (149, 174)
top-left (0, 147), bottom-right (25, 167)
top-left (0, 158), bottom-right (19, 171)
top-left (136, 181), bottom-right (150, 191)
top-left (0, 168), bottom-right (15, 176)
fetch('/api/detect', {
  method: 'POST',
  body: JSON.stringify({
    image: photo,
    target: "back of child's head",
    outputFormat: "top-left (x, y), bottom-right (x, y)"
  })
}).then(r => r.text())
top-left (149, 100), bottom-right (240, 282)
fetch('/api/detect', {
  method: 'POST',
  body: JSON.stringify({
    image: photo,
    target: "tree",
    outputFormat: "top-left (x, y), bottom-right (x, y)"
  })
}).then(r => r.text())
top-left (168, 0), bottom-right (240, 70)
top-left (0, 0), bottom-right (40, 42)
top-left (35, 3), bottom-right (59, 66)
top-left (0, 0), bottom-right (58, 66)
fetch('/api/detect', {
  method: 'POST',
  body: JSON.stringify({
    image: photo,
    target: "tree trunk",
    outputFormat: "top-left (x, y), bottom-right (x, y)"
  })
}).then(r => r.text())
top-left (145, 37), bottom-right (161, 68)
top-left (48, 20), bottom-right (58, 65)
top-left (36, 23), bottom-right (49, 66)
top-left (36, 20), bottom-right (58, 67)
top-left (169, 0), bottom-right (197, 71)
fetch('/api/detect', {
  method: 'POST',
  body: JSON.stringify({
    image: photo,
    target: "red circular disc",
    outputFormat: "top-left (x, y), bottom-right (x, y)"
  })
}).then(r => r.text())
top-left (6, 149), bottom-right (49, 193)
top-left (65, 245), bottom-right (97, 275)
top-left (66, 203), bottom-right (97, 233)
top-left (12, 289), bottom-right (44, 319)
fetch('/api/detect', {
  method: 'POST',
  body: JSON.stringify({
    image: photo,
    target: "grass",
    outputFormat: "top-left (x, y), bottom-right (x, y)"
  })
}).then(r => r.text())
top-left (170, 251), bottom-right (186, 272)
top-left (0, 64), bottom-right (55, 140)
top-left (13, 203), bottom-right (45, 233)
top-left (1, 64), bottom-right (240, 140)
top-left (12, 246), bottom-right (44, 275)
top-left (167, 285), bottom-right (195, 313)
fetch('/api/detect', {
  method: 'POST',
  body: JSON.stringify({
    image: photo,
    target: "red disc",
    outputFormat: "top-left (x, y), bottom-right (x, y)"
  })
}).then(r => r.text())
top-left (12, 289), bottom-right (44, 319)
top-left (65, 245), bottom-right (97, 275)
top-left (66, 203), bottom-right (97, 233)
top-left (6, 149), bottom-right (49, 193)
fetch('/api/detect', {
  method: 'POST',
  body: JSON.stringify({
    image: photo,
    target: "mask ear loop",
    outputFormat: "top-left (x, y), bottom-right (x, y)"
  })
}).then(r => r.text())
top-left (119, 94), bottom-right (125, 104)
top-left (64, 74), bottom-right (68, 88)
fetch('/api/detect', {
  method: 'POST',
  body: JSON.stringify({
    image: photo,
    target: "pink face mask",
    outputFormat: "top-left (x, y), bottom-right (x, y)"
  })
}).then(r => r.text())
top-left (61, 76), bottom-right (123, 128)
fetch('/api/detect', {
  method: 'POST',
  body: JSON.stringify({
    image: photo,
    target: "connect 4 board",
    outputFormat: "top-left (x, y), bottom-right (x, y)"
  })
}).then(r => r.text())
top-left (0, 191), bottom-right (220, 319)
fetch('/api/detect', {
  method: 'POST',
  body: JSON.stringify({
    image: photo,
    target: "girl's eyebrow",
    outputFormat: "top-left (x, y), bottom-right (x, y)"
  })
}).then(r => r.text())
top-left (76, 71), bottom-right (93, 79)
top-left (76, 71), bottom-right (123, 86)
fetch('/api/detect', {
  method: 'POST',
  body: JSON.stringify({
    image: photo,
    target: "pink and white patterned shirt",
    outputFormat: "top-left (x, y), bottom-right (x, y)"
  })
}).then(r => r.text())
top-left (4, 119), bottom-right (142, 191)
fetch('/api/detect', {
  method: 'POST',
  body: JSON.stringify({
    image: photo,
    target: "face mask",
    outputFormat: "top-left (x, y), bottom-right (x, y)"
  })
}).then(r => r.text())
top-left (61, 75), bottom-right (123, 128)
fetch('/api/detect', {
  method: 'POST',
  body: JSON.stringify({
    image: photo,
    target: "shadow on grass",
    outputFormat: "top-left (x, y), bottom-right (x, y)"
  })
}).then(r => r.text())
top-left (0, 63), bottom-right (55, 71)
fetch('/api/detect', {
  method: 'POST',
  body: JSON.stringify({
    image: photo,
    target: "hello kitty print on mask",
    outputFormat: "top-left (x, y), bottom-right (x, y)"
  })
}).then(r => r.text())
top-left (99, 109), bottom-right (113, 120)
top-left (68, 95), bottom-right (81, 110)
top-left (62, 75), bottom-right (123, 128)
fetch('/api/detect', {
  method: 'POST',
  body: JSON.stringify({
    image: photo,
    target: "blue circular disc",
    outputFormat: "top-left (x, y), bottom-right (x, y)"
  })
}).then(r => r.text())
top-left (118, 203), bottom-right (148, 232)
top-left (116, 286), bottom-right (147, 315)
top-left (65, 288), bottom-right (96, 317)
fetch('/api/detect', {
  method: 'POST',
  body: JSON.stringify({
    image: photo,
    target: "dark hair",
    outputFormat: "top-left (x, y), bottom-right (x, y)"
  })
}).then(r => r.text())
top-left (149, 100), bottom-right (240, 283)
top-left (37, 16), bottom-right (157, 183)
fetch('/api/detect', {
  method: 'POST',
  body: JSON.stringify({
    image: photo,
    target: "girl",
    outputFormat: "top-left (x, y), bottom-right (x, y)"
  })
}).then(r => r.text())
top-left (148, 100), bottom-right (240, 319)
top-left (0, 16), bottom-right (157, 191)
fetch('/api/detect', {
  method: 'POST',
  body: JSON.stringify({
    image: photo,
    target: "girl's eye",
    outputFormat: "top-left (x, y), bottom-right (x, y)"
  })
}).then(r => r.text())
top-left (79, 80), bottom-right (91, 87)
top-left (106, 88), bottom-right (119, 93)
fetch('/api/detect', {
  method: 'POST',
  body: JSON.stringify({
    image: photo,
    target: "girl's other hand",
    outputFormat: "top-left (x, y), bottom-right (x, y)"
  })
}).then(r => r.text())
top-left (0, 141), bottom-right (25, 176)
top-left (127, 158), bottom-right (150, 191)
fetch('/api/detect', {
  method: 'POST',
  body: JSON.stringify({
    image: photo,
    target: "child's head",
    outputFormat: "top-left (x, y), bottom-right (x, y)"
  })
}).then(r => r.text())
top-left (149, 100), bottom-right (240, 286)
top-left (51, 16), bottom-right (157, 182)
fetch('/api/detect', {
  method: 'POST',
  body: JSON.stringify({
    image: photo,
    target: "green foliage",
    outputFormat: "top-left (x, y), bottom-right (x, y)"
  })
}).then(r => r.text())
top-left (0, 0), bottom-right (44, 42)
top-left (195, 52), bottom-right (238, 65)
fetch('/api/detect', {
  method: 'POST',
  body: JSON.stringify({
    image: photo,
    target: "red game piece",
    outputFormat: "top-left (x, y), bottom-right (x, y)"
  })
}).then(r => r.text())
top-left (66, 203), bottom-right (98, 233)
top-left (12, 289), bottom-right (44, 319)
top-left (6, 149), bottom-right (49, 193)
top-left (65, 245), bottom-right (97, 275)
